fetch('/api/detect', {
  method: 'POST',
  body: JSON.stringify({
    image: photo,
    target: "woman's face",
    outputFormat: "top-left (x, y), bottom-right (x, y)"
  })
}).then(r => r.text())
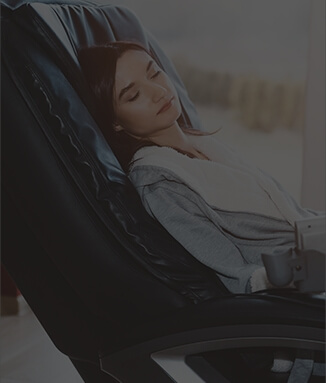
top-left (113, 50), bottom-right (182, 138)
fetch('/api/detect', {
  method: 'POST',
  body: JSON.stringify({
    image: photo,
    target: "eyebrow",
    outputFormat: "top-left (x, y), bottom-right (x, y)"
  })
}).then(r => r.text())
top-left (118, 59), bottom-right (155, 100)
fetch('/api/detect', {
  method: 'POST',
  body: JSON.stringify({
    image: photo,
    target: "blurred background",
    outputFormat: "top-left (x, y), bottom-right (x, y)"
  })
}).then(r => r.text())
top-left (107, 0), bottom-right (312, 203)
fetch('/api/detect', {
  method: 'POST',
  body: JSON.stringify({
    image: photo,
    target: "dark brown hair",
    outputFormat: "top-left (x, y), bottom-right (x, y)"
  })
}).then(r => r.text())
top-left (78, 41), bottom-right (217, 172)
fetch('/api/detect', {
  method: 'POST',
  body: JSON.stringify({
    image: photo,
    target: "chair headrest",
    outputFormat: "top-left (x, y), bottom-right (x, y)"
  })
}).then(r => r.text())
top-left (13, 1), bottom-right (202, 130)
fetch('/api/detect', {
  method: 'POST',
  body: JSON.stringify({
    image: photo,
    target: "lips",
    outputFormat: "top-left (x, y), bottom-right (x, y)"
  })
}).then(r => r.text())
top-left (157, 97), bottom-right (174, 115)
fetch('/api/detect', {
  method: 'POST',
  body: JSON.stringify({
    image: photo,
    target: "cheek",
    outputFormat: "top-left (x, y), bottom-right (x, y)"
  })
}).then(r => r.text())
top-left (123, 100), bottom-right (154, 121)
top-left (122, 107), bottom-right (147, 124)
top-left (163, 75), bottom-right (177, 94)
top-left (117, 104), bottom-right (153, 133)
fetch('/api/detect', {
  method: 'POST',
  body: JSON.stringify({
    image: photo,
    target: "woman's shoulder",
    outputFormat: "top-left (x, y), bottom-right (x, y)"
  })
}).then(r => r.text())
top-left (128, 162), bottom-right (185, 188)
top-left (132, 144), bottom-right (175, 160)
top-left (129, 143), bottom-right (199, 172)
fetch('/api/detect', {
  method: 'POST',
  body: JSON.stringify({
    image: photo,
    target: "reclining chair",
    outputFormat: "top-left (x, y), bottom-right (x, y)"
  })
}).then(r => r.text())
top-left (1, 1), bottom-right (325, 382)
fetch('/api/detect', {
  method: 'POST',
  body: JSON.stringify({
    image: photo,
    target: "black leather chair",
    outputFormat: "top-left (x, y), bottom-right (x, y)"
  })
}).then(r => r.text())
top-left (1, 1), bottom-right (325, 382)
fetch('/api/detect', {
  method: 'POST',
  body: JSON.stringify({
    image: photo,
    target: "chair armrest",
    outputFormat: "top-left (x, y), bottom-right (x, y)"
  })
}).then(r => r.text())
top-left (99, 293), bottom-right (325, 383)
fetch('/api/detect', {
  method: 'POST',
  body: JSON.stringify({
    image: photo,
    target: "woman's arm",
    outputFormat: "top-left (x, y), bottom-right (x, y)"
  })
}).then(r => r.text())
top-left (139, 179), bottom-right (263, 294)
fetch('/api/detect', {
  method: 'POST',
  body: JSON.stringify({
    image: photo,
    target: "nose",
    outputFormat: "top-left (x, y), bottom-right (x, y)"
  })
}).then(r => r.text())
top-left (151, 83), bottom-right (167, 103)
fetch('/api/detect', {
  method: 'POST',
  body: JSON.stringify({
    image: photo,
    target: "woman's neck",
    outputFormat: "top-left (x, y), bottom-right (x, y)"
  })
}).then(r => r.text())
top-left (147, 123), bottom-right (194, 153)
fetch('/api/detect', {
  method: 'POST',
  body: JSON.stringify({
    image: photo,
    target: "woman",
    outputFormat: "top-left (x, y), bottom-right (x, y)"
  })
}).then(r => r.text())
top-left (78, 41), bottom-right (320, 294)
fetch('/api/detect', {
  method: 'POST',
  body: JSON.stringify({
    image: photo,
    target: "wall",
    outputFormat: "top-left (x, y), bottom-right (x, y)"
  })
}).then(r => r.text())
top-left (301, 0), bottom-right (325, 210)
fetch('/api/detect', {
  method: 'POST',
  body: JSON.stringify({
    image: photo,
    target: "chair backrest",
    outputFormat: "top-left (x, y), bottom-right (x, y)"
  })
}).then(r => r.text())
top-left (1, 0), bottom-right (228, 361)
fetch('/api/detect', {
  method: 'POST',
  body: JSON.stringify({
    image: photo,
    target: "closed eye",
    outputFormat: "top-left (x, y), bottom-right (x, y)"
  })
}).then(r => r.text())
top-left (127, 70), bottom-right (161, 102)
top-left (151, 70), bottom-right (161, 79)
top-left (128, 91), bottom-right (140, 102)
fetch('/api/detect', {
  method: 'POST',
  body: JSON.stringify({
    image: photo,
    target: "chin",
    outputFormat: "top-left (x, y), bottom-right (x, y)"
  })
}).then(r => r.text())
top-left (168, 105), bottom-right (182, 121)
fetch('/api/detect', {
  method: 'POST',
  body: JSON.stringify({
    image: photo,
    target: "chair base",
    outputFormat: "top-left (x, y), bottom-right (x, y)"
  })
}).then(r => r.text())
top-left (100, 324), bottom-right (324, 383)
